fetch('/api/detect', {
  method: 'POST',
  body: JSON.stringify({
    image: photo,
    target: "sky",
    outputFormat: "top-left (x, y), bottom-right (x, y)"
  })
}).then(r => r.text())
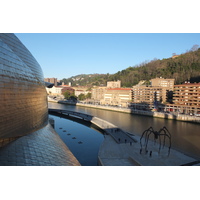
top-left (15, 33), bottom-right (200, 80)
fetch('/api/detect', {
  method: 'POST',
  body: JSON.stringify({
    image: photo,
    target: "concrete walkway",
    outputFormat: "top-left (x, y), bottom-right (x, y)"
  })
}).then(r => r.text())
top-left (98, 134), bottom-right (200, 166)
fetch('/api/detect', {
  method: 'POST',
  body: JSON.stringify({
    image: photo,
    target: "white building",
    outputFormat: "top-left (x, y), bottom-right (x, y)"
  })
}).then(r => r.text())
top-left (46, 86), bottom-right (63, 96)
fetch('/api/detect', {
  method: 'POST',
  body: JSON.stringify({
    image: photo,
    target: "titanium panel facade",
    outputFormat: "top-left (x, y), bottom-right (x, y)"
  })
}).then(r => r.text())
top-left (0, 33), bottom-right (48, 139)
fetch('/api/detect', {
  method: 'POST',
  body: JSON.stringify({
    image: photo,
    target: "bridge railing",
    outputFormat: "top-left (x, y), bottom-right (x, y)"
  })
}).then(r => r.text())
top-left (48, 109), bottom-right (93, 121)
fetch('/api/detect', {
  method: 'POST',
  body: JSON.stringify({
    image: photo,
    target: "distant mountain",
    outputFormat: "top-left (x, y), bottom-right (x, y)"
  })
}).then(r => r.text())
top-left (61, 47), bottom-right (200, 87)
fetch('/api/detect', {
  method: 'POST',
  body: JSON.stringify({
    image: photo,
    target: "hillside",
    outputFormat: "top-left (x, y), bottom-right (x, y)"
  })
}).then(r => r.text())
top-left (61, 73), bottom-right (111, 87)
top-left (61, 48), bottom-right (200, 87)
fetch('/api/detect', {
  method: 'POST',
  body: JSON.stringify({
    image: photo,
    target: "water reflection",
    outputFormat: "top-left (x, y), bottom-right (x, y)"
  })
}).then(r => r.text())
top-left (49, 114), bottom-right (104, 166)
top-left (48, 102), bottom-right (200, 159)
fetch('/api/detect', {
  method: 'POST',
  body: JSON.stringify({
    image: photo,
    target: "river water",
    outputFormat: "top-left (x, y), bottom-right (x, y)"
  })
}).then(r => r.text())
top-left (48, 102), bottom-right (200, 161)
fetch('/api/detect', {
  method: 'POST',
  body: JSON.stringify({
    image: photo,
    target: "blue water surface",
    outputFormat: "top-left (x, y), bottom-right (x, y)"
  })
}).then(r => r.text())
top-left (49, 114), bottom-right (104, 166)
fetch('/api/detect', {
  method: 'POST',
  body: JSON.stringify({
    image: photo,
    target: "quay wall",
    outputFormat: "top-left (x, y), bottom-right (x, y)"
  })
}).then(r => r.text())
top-left (58, 101), bottom-right (200, 124)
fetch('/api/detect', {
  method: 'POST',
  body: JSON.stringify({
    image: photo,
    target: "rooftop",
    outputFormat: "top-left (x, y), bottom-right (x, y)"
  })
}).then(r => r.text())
top-left (107, 88), bottom-right (132, 91)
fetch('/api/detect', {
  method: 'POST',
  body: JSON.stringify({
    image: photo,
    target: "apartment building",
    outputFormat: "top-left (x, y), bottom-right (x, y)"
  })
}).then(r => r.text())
top-left (151, 77), bottom-right (174, 91)
top-left (101, 88), bottom-right (132, 107)
top-left (130, 78), bottom-right (175, 110)
top-left (46, 86), bottom-right (74, 96)
top-left (44, 77), bottom-right (58, 86)
top-left (170, 83), bottom-right (200, 114)
top-left (132, 86), bottom-right (169, 111)
top-left (132, 86), bottom-right (166, 104)
top-left (91, 87), bottom-right (107, 104)
top-left (107, 80), bottom-right (121, 88)
top-left (74, 88), bottom-right (90, 97)
top-left (91, 81), bottom-right (121, 104)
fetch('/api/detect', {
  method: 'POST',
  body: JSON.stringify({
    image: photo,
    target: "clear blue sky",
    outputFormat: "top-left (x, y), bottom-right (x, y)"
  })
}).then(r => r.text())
top-left (15, 33), bottom-right (200, 80)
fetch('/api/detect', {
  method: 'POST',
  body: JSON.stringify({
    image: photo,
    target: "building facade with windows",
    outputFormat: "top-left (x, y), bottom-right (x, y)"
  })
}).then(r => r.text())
top-left (91, 87), bottom-right (107, 104)
top-left (100, 88), bottom-right (132, 107)
top-left (107, 80), bottom-right (121, 88)
top-left (150, 77), bottom-right (174, 91)
top-left (46, 86), bottom-right (74, 96)
top-left (44, 77), bottom-right (58, 86)
top-left (91, 81), bottom-right (122, 104)
top-left (169, 83), bottom-right (200, 114)
top-left (132, 85), bottom-right (169, 110)
top-left (132, 86), bottom-right (165, 104)
top-left (75, 89), bottom-right (89, 97)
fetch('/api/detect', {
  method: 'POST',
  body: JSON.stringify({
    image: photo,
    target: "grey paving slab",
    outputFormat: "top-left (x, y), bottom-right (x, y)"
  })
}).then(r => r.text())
top-left (98, 135), bottom-right (198, 166)
top-left (0, 123), bottom-right (81, 166)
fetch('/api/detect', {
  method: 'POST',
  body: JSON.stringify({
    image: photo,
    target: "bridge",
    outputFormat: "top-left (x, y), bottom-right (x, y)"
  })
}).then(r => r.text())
top-left (48, 108), bottom-right (137, 144)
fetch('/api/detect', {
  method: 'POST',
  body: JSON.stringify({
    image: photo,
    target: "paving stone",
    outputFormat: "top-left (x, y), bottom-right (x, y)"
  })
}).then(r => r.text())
top-left (98, 134), bottom-right (198, 166)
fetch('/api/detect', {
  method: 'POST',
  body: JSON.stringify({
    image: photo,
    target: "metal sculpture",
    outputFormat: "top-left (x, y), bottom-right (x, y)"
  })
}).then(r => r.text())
top-left (140, 126), bottom-right (171, 156)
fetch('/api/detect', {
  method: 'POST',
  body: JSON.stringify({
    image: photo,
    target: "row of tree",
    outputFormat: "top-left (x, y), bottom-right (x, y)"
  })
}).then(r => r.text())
top-left (63, 91), bottom-right (91, 101)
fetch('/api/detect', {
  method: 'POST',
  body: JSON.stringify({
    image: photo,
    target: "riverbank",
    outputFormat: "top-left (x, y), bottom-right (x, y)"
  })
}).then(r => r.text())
top-left (49, 108), bottom-right (199, 165)
top-left (58, 101), bottom-right (200, 124)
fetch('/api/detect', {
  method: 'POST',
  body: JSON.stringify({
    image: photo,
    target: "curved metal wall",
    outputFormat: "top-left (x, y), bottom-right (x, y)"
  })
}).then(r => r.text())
top-left (0, 33), bottom-right (48, 139)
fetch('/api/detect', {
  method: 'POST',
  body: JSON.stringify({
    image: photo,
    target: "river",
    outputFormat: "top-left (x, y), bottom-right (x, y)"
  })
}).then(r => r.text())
top-left (48, 102), bottom-right (200, 160)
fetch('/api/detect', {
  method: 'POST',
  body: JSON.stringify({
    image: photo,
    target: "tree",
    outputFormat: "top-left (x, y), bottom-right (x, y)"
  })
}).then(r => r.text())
top-left (86, 92), bottom-right (92, 99)
top-left (78, 93), bottom-right (86, 100)
top-left (63, 91), bottom-right (72, 99)
top-left (69, 95), bottom-right (77, 102)
top-left (191, 44), bottom-right (199, 52)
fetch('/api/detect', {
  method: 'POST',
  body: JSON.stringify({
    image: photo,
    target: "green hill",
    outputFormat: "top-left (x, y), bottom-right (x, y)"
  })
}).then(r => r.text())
top-left (61, 73), bottom-right (111, 87)
top-left (61, 48), bottom-right (200, 87)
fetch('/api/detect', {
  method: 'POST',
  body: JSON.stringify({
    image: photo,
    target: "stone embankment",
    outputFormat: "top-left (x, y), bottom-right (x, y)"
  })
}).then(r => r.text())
top-left (58, 101), bottom-right (200, 124)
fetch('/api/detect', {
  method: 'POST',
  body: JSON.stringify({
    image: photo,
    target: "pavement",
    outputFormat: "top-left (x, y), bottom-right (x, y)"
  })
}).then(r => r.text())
top-left (0, 123), bottom-right (81, 166)
top-left (105, 128), bottom-right (137, 144)
top-left (98, 134), bottom-right (200, 166)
